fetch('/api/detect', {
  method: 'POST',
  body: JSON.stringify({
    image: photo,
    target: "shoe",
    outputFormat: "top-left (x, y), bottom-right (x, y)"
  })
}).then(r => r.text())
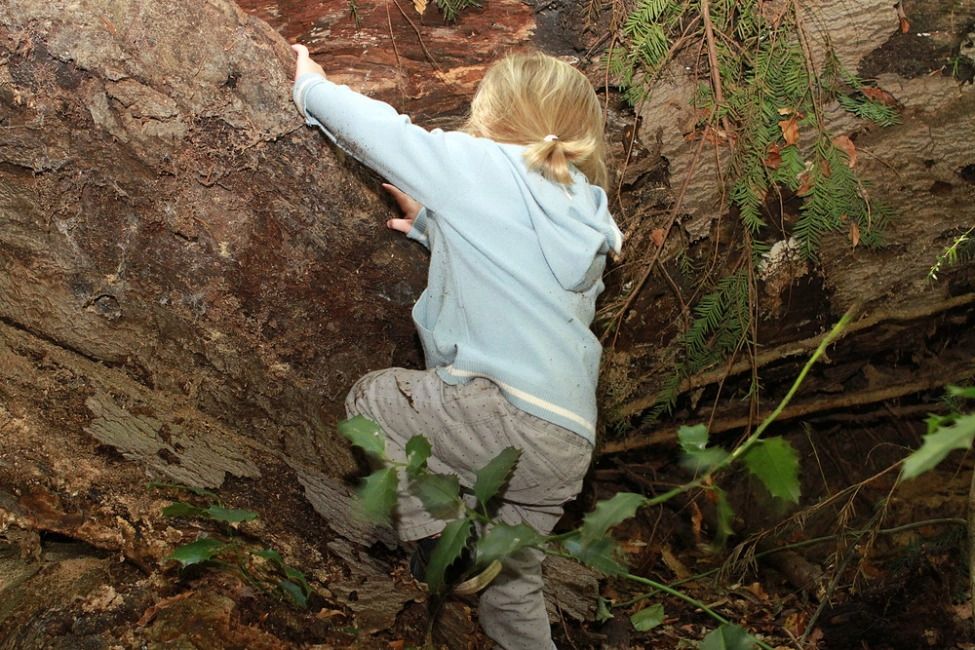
top-left (409, 529), bottom-right (502, 596)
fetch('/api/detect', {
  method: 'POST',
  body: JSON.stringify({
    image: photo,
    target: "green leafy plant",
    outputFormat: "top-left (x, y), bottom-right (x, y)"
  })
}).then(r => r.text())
top-left (149, 482), bottom-right (313, 608)
top-left (338, 315), bottom-right (851, 648)
top-left (603, 0), bottom-right (898, 428)
top-left (900, 386), bottom-right (975, 481)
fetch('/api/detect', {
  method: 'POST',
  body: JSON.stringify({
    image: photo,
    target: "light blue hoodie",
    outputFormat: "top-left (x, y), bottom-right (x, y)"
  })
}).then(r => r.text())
top-left (294, 74), bottom-right (623, 444)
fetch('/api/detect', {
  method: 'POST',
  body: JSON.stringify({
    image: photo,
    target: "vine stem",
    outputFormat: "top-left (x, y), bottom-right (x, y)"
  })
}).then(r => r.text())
top-left (613, 516), bottom-right (967, 609)
top-left (641, 306), bottom-right (857, 507)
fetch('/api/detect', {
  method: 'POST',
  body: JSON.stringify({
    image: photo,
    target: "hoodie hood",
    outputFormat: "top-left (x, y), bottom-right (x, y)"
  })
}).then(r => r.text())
top-left (514, 152), bottom-right (623, 292)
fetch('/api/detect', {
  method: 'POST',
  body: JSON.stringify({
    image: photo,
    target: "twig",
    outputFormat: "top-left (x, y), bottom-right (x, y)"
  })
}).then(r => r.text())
top-left (618, 293), bottom-right (975, 420)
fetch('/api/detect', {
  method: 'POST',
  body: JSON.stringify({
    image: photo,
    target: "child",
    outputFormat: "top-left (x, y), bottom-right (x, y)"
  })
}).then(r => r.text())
top-left (292, 44), bottom-right (623, 650)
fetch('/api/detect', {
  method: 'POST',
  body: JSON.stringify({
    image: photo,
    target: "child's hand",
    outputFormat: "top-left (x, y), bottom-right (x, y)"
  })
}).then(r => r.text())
top-left (383, 183), bottom-right (423, 234)
top-left (291, 44), bottom-right (326, 81)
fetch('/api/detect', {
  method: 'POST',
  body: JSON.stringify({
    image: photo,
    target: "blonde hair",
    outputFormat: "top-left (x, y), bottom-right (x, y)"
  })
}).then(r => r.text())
top-left (464, 52), bottom-right (608, 190)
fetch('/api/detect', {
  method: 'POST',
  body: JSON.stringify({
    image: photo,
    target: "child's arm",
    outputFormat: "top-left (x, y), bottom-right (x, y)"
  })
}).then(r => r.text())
top-left (290, 45), bottom-right (479, 215)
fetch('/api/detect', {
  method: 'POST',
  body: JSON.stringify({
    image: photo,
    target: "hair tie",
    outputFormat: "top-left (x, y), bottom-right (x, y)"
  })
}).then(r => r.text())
top-left (543, 134), bottom-right (559, 142)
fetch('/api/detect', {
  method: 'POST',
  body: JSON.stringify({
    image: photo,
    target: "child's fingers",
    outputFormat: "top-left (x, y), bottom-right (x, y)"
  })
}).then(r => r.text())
top-left (382, 183), bottom-right (423, 219)
top-left (387, 218), bottom-right (414, 234)
top-left (291, 43), bottom-right (309, 58)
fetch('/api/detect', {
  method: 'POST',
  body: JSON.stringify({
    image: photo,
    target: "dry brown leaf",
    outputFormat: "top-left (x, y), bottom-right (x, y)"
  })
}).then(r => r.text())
top-left (778, 117), bottom-right (799, 146)
top-left (650, 228), bottom-right (666, 247)
top-left (387, 641), bottom-right (407, 650)
top-left (746, 582), bottom-right (769, 601)
top-left (861, 86), bottom-right (897, 106)
top-left (850, 220), bottom-right (860, 248)
top-left (413, 0), bottom-right (427, 14)
top-left (832, 135), bottom-right (857, 168)
top-left (690, 502), bottom-right (703, 543)
top-left (954, 601), bottom-right (973, 620)
top-left (661, 545), bottom-right (693, 580)
top-left (896, 3), bottom-right (910, 33)
top-left (765, 143), bottom-right (783, 170)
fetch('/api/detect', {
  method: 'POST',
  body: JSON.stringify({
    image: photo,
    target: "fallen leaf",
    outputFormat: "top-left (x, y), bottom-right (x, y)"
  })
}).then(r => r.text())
top-left (413, 0), bottom-right (427, 13)
top-left (779, 117), bottom-right (800, 146)
top-left (690, 502), bottom-right (703, 543)
top-left (850, 220), bottom-right (860, 248)
top-left (784, 610), bottom-right (808, 636)
top-left (832, 135), bottom-right (857, 168)
top-left (661, 545), bottom-right (693, 580)
top-left (896, 3), bottom-right (910, 32)
top-left (861, 86), bottom-right (897, 106)
top-left (746, 582), bottom-right (769, 600)
top-left (650, 228), bottom-right (666, 247)
top-left (387, 641), bottom-right (406, 650)
top-left (316, 608), bottom-right (346, 620)
top-left (136, 591), bottom-right (196, 627)
top-left (765, 143), bottom-right (783, 169)
top-left (954, 601), bottom-right (973, 620)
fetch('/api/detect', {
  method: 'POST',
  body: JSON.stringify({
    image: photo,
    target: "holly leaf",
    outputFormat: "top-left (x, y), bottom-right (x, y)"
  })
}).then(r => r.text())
top-left (205, 505), bottom-right (258, 524)
top-left (476, 522), bottom-right (544, 567)
top-left (425, 518), bottom-right (471, 593)
top-left (561, 532), bottom-right (627, 575)
top-left (405, 435), bottom-right (432, 479)
top-left (337, 415), bottom-right (386, 459)
top-left (631, 603), bottom-right (666, 631)
top-left (473, 447), bottom-right (521, 506)
top-left (948, 385), bottom-right (975, 400)
top-left (679, 423), bottom-right (729, 472)
top-left (700, 623), bottom-right (758, 650)
top-left (161, 502), bottom-right (207, 518)
top-left (166, 538), bottom-right (228, 567)
top-left (254, 548), bottom-right (285, 567)
top-left (358, 467), bottom-right (399, 525)
top-left (579, 492), bottom-right (648, 546)
top-left (280, 580), bottom-right (308, 608)
top-left (411, 473), bottom-right (462, 519)
top-left (741, 437), bottom-right (801, 504)
top-left (901, 413), bottom-right (975, 480)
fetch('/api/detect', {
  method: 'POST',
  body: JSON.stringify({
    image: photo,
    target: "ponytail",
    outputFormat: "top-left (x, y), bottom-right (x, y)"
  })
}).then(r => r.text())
top-left (464, 52), bottom-right (609, 190)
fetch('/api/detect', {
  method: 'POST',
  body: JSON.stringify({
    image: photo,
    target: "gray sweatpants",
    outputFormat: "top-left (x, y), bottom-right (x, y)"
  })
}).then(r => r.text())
top-left (345, 367), bottom-right (593, 650)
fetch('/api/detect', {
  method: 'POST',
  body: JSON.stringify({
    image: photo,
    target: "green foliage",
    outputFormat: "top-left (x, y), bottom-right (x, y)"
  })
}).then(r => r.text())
top-left (476, 522), bottom-right (545, 567)
top-left (901, 386), bottom-right (975, 480)
top-left (151, 484), bottom-right (312, 608)
top-left (435, 0), bottom-right (482, 21)
top-left (359, 467), bottom-right (399, 525)
top-left (929, 225), bottom-right (975, 281)
top-left (338, 415), bottom-right (387, 459)
top-left (610, 0), bottom-right (899, 433)
top-left (167, 538), bottom-right (228, 567)
top-left (580, 492), bottom-right (649, 546)
top-left (701, 623), bottom-right (759, 650)
top-left (679, 423), bottom-right (730, 472)
top-left (741, 437), bottom-right (801, 504)
top-left (644, 269), bottom-right (751, 426)
top-left (424, 518), bottom-right (472, 593)
top-left (412, 473), bottom-right (463, 519)
top-left (405, 435), bottom-right (433, 479)
top-left (631, 602), bottom-right (666, 631)
top-left (473, 447), bottom-right (521, 506)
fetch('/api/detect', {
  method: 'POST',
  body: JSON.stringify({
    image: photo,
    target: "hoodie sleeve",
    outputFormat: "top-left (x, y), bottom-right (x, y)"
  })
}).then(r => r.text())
top-left (293, 74), bottom-right (482, 215)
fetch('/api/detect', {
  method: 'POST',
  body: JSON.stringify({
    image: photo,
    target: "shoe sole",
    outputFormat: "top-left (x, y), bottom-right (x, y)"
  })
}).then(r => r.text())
top-left (452, 559), bottom-right (502, 596)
